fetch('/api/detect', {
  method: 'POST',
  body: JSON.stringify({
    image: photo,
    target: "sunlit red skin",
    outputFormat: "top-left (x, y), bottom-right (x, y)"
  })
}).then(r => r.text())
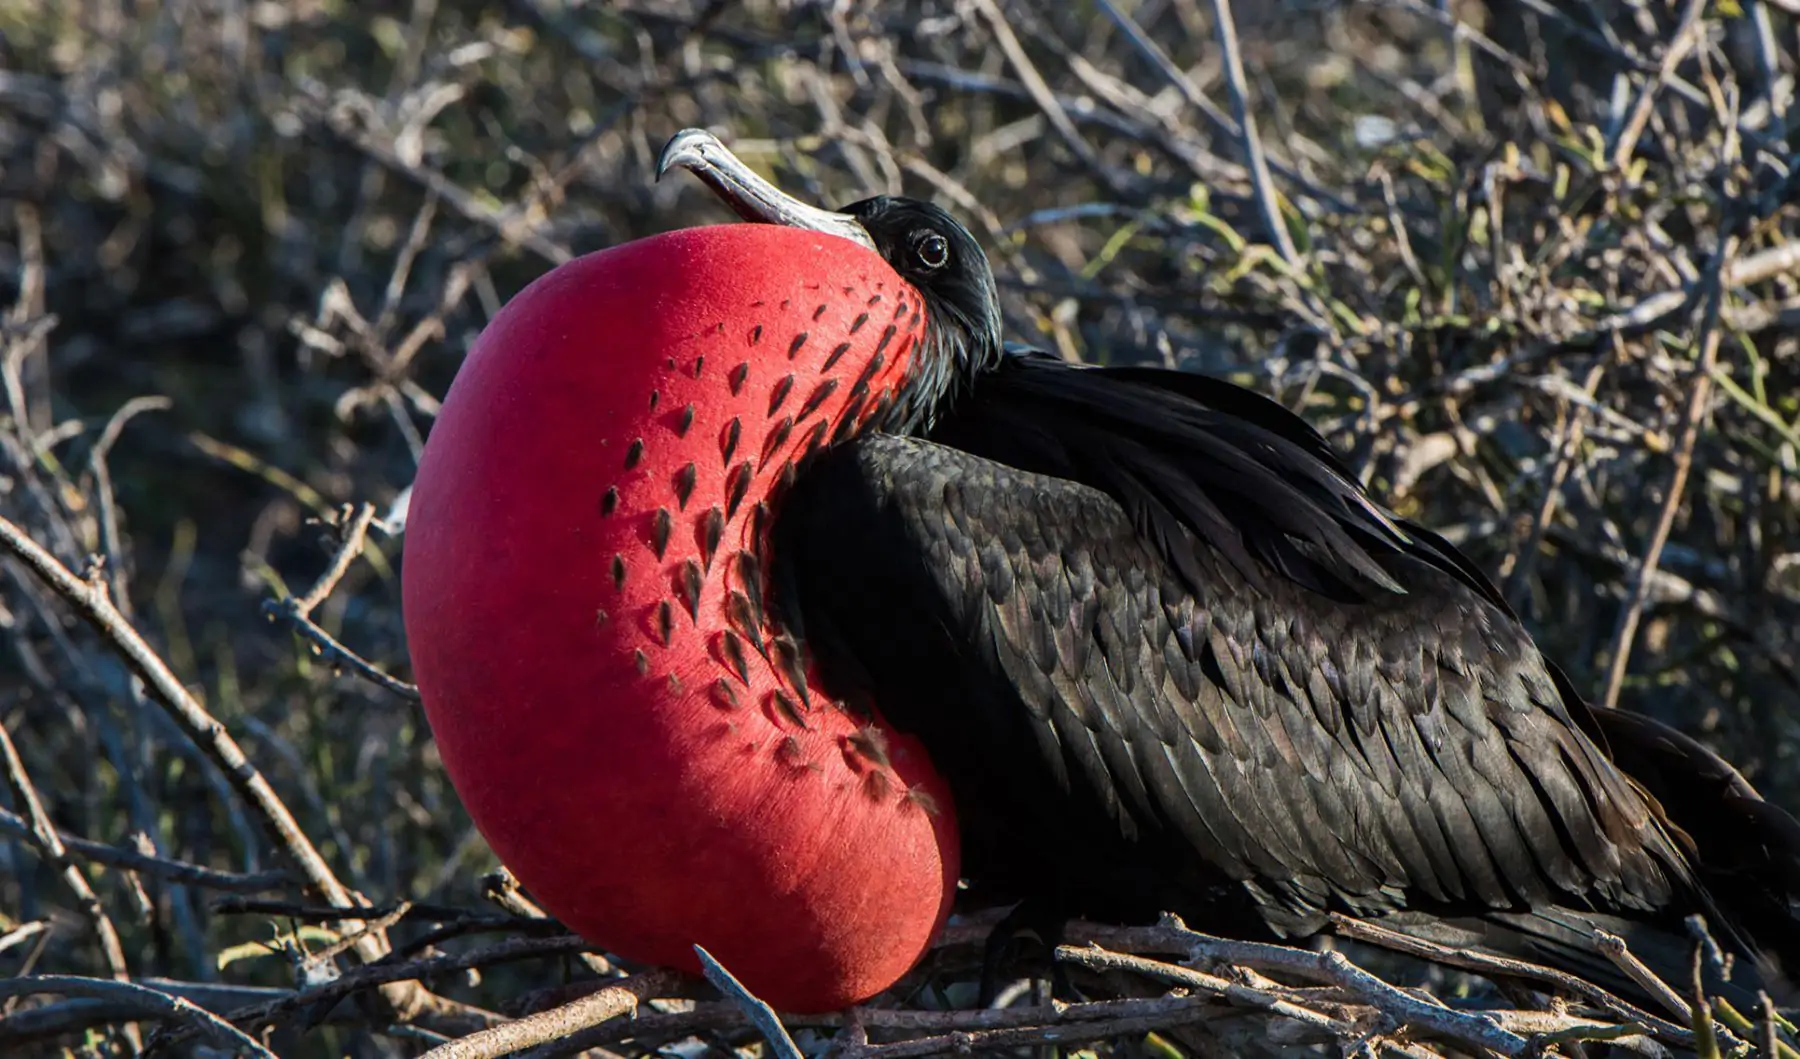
top-left (402, 224), bottom-right (961, 1013)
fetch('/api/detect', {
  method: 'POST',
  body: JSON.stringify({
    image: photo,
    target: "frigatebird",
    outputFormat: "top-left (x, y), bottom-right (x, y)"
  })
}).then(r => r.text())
top-left (400, 128), bottom-right (1800, 1014)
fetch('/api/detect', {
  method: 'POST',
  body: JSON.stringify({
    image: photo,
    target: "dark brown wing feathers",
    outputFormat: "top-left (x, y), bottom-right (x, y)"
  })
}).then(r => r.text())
top-left (771, 352), bottom-right (1800, 1004)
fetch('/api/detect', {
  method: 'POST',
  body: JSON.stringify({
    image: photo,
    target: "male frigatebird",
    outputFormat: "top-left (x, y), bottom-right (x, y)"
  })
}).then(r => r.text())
top-left (402, 128), bottom-right (1800, 1014)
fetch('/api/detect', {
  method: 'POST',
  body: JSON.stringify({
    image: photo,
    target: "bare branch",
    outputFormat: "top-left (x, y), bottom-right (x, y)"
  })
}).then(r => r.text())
top-left (0, 805), bottom-right (293, 893)
top-left (264, 501), bottom-right (422, 701)
top-left (414, 970), bottom-right (682, 1059)
top-left (1202, 0), bottom-right (1301, 272)
top-left (695, 946), bottom-right (803, 1059)
top-left (0, 975), bottom-right (273, 1059)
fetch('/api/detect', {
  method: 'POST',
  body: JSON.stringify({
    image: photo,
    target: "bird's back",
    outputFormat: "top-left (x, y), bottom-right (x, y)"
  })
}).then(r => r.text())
top-left (773, 349), bottom-right (1800, 1009)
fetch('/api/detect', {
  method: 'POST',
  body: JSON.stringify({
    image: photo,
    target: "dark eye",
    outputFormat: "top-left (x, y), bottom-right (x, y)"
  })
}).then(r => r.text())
top-left (912, 231), bottom-right (950, 271)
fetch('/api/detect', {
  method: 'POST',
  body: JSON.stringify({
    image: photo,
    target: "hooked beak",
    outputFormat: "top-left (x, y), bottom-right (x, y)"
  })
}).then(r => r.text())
top-left (657, 129), bottom-right (878, 254)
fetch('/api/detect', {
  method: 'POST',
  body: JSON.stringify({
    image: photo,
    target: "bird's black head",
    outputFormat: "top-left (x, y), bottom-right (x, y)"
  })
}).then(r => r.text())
top-left (836, 195), bottom-right (1005, 432)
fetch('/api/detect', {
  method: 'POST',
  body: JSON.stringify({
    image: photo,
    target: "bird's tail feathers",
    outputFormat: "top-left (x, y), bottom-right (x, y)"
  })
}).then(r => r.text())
top-left (1365, 905), bottom-right (1787, 1015)
top-left (1589, 707), bottom-right (1800, 1007)
top-left (1345, 704), bottom-right (1800, 1014)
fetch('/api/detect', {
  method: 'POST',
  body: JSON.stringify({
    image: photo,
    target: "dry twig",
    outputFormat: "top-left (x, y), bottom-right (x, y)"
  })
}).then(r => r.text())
top-left (0, 976), bottom-right (275, 1059)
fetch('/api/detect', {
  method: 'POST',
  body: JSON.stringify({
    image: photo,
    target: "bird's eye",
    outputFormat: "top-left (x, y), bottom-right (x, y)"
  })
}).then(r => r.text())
top-left (912, 231), bottom-right (950, 271)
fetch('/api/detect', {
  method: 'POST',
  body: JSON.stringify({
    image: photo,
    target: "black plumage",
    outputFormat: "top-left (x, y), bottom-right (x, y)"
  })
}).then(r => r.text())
top-left (653, 128), bottom-right (1800, 1007)
top-left (765, 195), bottom-right (1800, 1008)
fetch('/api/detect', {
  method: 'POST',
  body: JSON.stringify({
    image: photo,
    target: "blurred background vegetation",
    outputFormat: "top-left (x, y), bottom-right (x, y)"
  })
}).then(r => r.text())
top-left (0, 0), bottom-right (1797, 1055)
